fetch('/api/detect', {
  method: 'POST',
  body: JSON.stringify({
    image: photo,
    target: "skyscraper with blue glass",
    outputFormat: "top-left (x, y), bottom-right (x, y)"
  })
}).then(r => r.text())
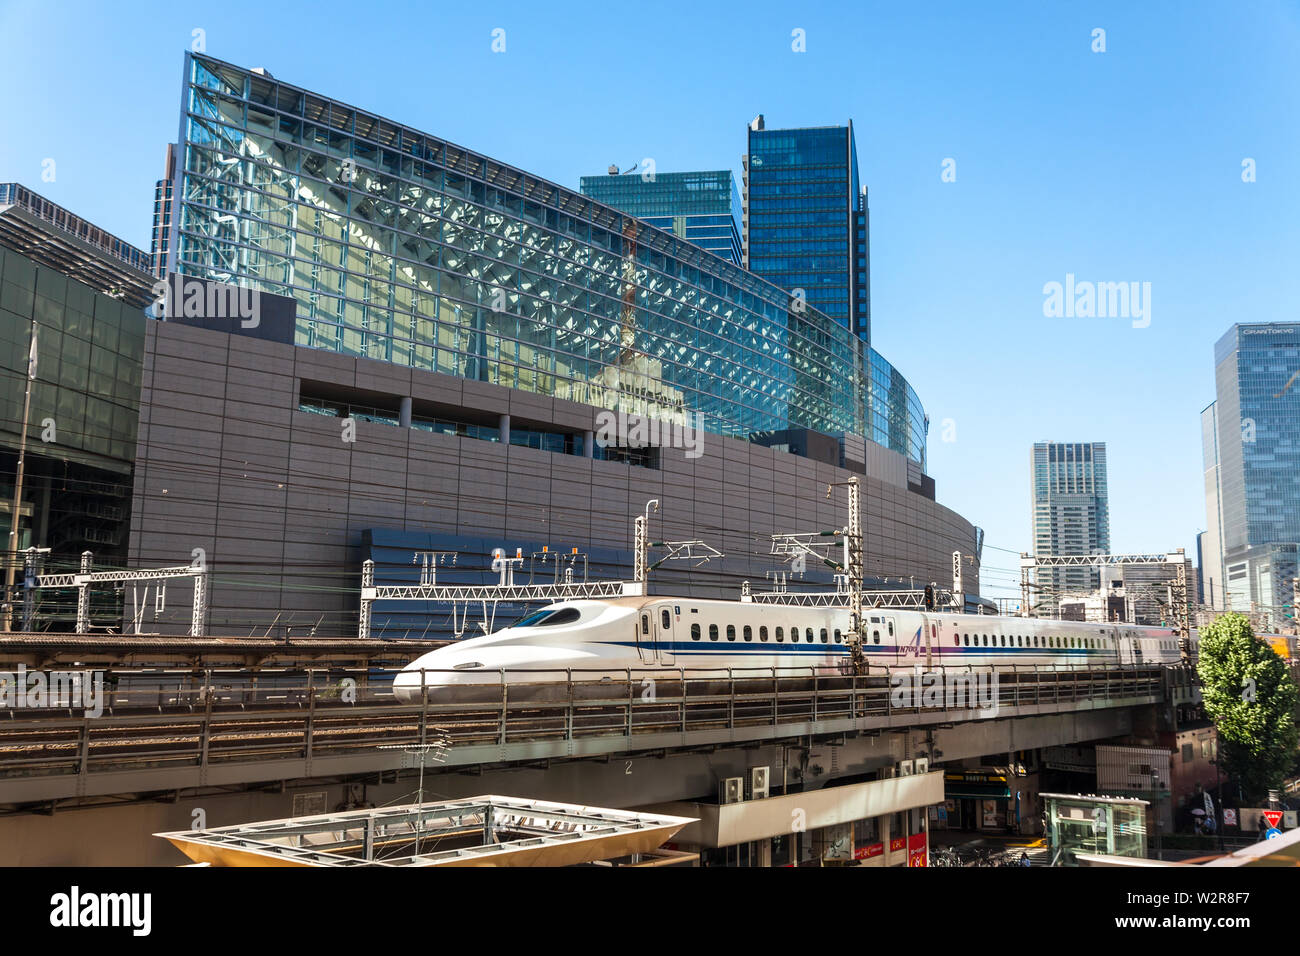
top-left (1202, 323), bottom-right (1300, 623)
top-left (742, 116), bottom-right (870, 341)
top-left (578, 169), bottom-right (742, 265)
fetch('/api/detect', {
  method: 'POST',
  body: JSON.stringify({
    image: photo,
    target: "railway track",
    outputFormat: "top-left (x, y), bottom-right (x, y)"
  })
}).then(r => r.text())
top-left (0, 666), bottom-right (1167, 784)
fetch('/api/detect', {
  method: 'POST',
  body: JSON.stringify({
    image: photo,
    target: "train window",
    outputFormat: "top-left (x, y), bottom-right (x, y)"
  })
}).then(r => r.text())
top-left (820, 628), bottom-right (829, 643)
top-left (641, 615), bottom-right (649, 635)
top-left (726, 625), bottom-right (736, 642)
top-left (834, 629), bottom-right (842, 643)
top-left (963, 634), bottom-right (969, 646)
top-left (743, 625), bottom-right (752, 642)
top-left (661, 610), bottom-right (671, 629)
top-left (1000, 635), bottom-right (1006, 647)
top-left (776, 627), bottom-right (784, 642)
top-left (982, 635), bottom-right (988, 646)
top-left (691, 623), bottom-right (701, 641)
top-left (953, 634), bottom-right (960, 646)
top-left (709, 624), bottom-right (719, 642)
top-left (760, 626), bottom-right (769, 642)
top-left (887, 621), bottom-right (895, 637)
top-left (873, 630), bottom-right (880, 644)
top-left (803, 628), bottom-right (812, 643)
top-left (515, 607), bottom-right (582, 628)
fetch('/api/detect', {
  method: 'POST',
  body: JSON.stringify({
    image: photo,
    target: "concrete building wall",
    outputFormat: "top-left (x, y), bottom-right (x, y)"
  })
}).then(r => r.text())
top-left (128, 320), bottom-right (979, 636)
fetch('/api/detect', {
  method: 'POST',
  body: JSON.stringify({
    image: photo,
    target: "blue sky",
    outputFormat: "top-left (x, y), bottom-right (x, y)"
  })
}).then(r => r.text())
top-left (2, 0), bottom-right (1297, 601)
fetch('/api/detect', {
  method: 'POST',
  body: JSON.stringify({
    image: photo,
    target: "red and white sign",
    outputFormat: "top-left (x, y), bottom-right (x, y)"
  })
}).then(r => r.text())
top-left (1263, 810), bottom-right (1283, 829)
top-left (907, 832), bottom-right (928, 867)
top-left (889, 837), bottom-right (907, 853)
top-left (1223, 808), bottom-right (1237, 827)
top-left (854, 842), bottom-right (884, 860)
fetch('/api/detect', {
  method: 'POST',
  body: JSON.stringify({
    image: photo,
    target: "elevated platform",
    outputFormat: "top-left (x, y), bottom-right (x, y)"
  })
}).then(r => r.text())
top-left (0, 663), bottom-right (1174, 804)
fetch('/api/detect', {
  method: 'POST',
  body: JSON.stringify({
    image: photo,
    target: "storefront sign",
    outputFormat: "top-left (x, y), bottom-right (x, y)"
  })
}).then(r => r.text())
top-left (854, 842), bottom-right (884, 860)
top-left (907, 832), bottom-right (927, 867)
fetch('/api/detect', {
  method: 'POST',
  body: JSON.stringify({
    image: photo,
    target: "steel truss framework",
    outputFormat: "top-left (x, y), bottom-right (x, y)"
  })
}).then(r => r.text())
top-left (1018, 550), bottom-right (1189, 640)
top-left (24, 550), bottom-right (208, 636)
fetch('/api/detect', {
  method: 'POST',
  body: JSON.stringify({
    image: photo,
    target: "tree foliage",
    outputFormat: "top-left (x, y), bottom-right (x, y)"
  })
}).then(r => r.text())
top-left (1197, 613), bottom-right (1299, 805)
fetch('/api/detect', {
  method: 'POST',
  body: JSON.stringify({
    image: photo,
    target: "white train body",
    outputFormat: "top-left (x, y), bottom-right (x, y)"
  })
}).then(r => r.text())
top-left (392, 596), bottom-right (1195, 702)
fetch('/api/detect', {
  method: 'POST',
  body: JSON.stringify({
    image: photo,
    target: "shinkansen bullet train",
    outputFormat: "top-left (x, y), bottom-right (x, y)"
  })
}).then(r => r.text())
top-left (391, 596), bottom-right (1199, 702)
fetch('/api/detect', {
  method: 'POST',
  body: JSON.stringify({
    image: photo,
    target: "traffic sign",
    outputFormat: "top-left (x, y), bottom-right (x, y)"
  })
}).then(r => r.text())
top-left (1263, 809), bottom-right (1283, 828)
top-left (1266, 828), bottom-right (1282, 840)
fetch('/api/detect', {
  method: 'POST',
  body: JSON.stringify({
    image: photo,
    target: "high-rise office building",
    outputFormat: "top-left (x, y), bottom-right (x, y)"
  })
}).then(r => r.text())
top-left (1202, 322), bottom-right (1300, 625)
top-left (742, 116), bottom-right (870, 340)
top-left (578, 169), bottom-right (741, 265)
top-left (1200, 401), bottom-right (1224, 609)
top-left (1030, 441), bottom-right (1111, 611)
top-left (149, 144), bottom-right (177, 279)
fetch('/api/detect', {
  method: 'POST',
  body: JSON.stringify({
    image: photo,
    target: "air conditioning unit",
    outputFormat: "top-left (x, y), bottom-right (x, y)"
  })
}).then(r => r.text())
top-left (720, 777), bottom-right (744, 805)
top-left (748, 766), bottom-right (770, 800)
top-left (899, 759), bottom-right (915, 777)
top-left (914, 757), bottom-right (930, 775)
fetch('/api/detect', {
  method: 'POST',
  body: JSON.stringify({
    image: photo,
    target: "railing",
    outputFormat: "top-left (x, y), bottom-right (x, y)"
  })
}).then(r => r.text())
top-left (0, 664), bottom-right (1169, 786)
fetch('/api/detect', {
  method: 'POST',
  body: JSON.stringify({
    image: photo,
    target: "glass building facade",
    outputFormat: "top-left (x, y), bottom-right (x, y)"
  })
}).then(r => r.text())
top-left (165, 55), bottom-right (925, 465)
top-left (743, 121), bottom-right (870, 340)
top-left (1204, 323), bottom-right (1300, 621)
top-left (0, 242), bottom-right (145, 627)
top-left (579, 170), bottom-right (742, 265)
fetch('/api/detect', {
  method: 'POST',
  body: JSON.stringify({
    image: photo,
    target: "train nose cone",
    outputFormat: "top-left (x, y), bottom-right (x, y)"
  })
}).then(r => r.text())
top-left (392, 669), bottom-right (424, 703)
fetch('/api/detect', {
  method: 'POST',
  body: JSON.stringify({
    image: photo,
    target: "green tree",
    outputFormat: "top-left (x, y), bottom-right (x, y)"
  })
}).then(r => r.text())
top-left (1197, 613), bottom-right (1299, 805)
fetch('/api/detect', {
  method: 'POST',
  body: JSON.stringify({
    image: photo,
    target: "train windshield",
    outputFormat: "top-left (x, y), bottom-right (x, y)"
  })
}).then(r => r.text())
top-left (512, 607), bottom-right (582, 628)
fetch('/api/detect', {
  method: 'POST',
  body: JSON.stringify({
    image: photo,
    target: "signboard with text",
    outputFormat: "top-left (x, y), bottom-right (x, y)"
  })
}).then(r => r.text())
top-left (854, 843), bottom-right (884, 860)
top-left (907, 832), bottom-right (927, 867)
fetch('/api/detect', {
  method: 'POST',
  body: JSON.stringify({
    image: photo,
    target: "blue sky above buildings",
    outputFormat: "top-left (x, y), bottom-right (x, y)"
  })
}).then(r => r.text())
top-left (2, 0), bottom-right (1297, 600)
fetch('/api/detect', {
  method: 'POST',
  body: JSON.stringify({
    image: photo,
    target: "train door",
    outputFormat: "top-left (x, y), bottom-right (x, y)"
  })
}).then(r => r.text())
top-left (650, 605), bottom-right (676, 665)
top-left (922, 616), bottom-right (933, 669)
top-left (637, 611), bottom-right (656, 664)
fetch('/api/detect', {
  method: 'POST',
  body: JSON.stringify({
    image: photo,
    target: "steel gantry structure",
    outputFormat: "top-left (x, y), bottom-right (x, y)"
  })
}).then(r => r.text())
top-left (23, 550), bottom-right (208, 636)
top-left (357, 501), bottom-right (722, 640)
top-left (1019, 549), bottom-right (1190, 645)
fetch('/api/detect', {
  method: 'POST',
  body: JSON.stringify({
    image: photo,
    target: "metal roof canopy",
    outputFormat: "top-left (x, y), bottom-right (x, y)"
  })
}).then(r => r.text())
top-left (0, 184), bottom-right (156, 308)
top-left (157, 795), bottom-right (696, 867)
top-left (1041, 792), bottom-right (1150, 807)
